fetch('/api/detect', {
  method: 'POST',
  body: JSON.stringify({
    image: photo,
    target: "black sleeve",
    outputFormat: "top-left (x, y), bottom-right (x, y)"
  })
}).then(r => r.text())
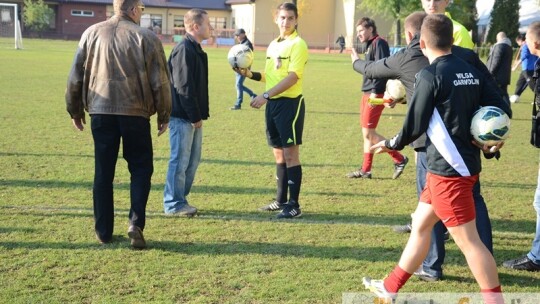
top-left (479, 71), bottom-right (512, 118)
top-left (386, 70), bottom-right (435, 150)
top-left (352, 52), bottom-right (402, 80)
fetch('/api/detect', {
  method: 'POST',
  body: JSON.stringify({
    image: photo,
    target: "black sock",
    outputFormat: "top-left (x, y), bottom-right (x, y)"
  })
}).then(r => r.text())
top-left (275, 163), bottom-right (288, 203)
top-left (287, 165), bottom-right (302, 205)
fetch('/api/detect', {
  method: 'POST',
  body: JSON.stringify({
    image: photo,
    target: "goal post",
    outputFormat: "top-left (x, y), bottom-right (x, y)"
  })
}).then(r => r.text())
top-left (0, 3), bottom-right (23, 49)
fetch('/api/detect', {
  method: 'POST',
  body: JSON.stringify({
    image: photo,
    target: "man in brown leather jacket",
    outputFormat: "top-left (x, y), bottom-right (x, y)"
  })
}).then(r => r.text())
top-left (65, 0), bottom-right (172, 249)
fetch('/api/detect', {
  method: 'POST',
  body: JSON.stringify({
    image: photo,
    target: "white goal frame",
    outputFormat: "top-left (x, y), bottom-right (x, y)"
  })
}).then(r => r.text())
top-left (0, 3), bottom-right (23, 49)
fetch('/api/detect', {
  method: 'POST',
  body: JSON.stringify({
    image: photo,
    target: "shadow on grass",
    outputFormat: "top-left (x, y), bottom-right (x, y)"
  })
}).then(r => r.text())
top-left (0, 238), bottom-right (537, 288)
top-left (1, 205), bottom-right (537, 235)
top-left (0, 179), bottom-right (370, 198)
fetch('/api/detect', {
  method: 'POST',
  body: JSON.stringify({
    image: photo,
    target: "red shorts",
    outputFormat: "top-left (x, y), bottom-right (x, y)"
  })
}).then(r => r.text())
top-left (419, 172), bottom-right (478, 227)
top-left (360, 93), bottom-right (385, 128)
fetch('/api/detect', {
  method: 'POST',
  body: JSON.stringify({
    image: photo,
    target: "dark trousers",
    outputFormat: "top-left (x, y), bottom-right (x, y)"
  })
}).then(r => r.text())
top-left (515, 70), bottom-right (536, 96)
top-left (416, 151), bottom-right (493, 278)
top-left (91, 115), bottom-right (153, 241)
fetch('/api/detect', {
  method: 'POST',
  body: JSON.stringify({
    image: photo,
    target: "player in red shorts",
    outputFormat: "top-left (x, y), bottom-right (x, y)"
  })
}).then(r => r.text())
top-left (348, 17), bottom-right (408, 180)
top-left (363, 14), bottom-right (511, 304)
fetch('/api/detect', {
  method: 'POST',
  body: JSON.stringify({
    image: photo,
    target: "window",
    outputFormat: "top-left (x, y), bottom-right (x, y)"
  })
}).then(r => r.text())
top-left (71, 10), bottom-right (94, 17)
top-left (173, 15), bottom-right (184, 28)
top-left (209, 16), bottom-right (226, 29)
top-left (141, 14), bottom-right (161, 29)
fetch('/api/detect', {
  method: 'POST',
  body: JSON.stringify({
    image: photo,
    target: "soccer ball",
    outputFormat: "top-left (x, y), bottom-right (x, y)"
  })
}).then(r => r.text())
top-left (227, 44), bottom-right (253, 69)
top-left (470, 106), bottom-right (510, 146)
top-left (386, 79), bottom-right (406, 101)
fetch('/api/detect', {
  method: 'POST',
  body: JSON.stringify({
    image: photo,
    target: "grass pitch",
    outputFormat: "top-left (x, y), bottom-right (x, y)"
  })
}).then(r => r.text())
top-left (0, 38), bottom-right (539, 303)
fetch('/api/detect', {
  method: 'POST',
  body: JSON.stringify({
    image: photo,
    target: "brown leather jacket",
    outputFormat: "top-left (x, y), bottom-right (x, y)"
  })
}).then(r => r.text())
top-left (65, 15), bottom-right (171, 125)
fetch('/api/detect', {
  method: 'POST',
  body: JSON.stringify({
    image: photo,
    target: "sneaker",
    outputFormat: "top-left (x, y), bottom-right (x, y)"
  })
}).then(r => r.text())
top-left (127, 225), bottom-right (146, 249)
top-left (392, 156), bottom-right (408, 179)
top-left (392, 223), bottom-right (412, 233)
top-left (414, 269), bottom-right (441, 282)
top-left (444, 230), bottom-right (450, 242)
top-left (169, 204), bottom-right (198, 217)
top-left (346, 169), bottom-right (372, 179)
top-left (362, 277), bottom-right (396, 302)
top-left (230, 105), bottom-right (241, 110)
top-left (259, 200), bottom-right (284, 211)
top-left (276, 201), bottom-right (302, 219)
top-left (509, 95), bottom-right (519, 103)
top-left (502, 256), bottom-right (540, 271)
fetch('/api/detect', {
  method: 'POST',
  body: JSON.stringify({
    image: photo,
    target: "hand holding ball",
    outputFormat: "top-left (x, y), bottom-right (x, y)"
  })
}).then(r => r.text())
top-left (227, 44), bottom-right (254, 69)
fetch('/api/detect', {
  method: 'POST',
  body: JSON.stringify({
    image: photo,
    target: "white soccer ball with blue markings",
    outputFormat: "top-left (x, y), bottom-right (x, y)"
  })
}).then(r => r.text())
top-left (470, 106), bottom-right (510, 146)
top-left (227, 44), bottom-right (253, 69)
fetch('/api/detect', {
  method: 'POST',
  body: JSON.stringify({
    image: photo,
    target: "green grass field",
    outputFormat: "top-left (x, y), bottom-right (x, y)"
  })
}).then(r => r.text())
top-left (0, 38), bottom-right (539, 303)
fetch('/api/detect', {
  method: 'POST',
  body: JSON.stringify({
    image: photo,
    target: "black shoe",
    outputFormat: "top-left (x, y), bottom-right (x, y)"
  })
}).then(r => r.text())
top-left (276, 201), bottom-right (302, 219)
top-left (259, 200), bottom-right (285, 211)
top-left (392, 156), bottom-right (409, 179)
top-left (127, 225), bottom-right (146, 249)
top-left (95, 232), bottom-right (112, 244)
top-left (346, 169), bottom-right (372, 179)
top-left (393, 223), bottom-right (412, 233)
top-left (230, 105), bottom-right (241, 110)
top-left (414, 269), bottom-right (441, 282)
top-left (444, 230), bottom-right (450, 242)
top-left (503, 256), bottom-right (540, 271)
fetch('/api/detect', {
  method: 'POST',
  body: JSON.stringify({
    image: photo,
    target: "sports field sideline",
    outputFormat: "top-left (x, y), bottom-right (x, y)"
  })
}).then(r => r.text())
top-left (0, 38), bottom-right (539, 303)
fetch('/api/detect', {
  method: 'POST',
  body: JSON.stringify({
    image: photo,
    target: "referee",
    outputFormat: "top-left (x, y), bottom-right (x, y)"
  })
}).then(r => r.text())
top-left (237, 2), bottom-right (308, 218)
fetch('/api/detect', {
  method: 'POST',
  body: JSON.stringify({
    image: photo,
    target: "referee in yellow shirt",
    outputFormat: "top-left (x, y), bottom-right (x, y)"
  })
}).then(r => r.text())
top-left (238, 2), bottom-right (308, 218)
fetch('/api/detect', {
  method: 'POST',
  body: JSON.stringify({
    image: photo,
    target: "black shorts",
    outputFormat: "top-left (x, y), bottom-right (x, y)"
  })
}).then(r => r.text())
top-left (265, 95), bottom-right (305, 148)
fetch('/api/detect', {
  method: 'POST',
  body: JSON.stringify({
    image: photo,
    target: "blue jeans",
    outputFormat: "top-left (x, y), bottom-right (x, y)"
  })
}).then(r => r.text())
top-left (527, 162), bottom-right (540, 264)
top-left (163, 117), bottom-right (203, 214)
top-left (416, 151), bottom-right (493, 278)
top-left (234, 73), bottom-right (255, 107)
top-left (91, 115), bottom-right (153, 240)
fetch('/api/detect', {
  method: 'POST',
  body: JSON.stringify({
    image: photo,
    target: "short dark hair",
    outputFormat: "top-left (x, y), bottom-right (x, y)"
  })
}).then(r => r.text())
top-left (184, 8), bottom-right (208, 31)
top-left (516, 33), bottom-right (526, 41)
top-left (276, 2), bottom-right (298, 18)
top-left (357, 17), bottom-right (377, 35)
top-left (404, 11), bottom-right (427, 35)
top-left (421, 14), bottom-right (453, 50)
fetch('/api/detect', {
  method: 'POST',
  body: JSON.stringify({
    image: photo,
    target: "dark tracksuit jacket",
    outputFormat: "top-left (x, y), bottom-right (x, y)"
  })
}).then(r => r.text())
top-left (353, 34), bottom-right (510, 150)
top-left (384, 54), bottom-right (511, 177)
top-left (168, 33), bottom-right (210, 122)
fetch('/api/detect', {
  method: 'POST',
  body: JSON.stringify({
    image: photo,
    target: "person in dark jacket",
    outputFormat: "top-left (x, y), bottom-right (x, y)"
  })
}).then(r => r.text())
top-left (362, 14), bottom-right (508, 303)
top-left (65, 0), bottom-right (172, 249)
top-left (347, 17), bottom-right (408, 180)
top-left (336, 34), bottom-right (345, 53)
top-left (486, 32), bottom-right (513, 99)
top-left (503, 21), bottom-right (540, 272)
top-left (163, 8), bottom-right (213, 216)
top-left (230, 28), bottom-right (256, 110)
top-left (353, 11), bottom-right (508, 282)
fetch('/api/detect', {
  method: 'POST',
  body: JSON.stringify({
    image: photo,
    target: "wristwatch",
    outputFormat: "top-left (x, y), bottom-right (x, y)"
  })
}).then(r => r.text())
top-left (262, 92), bottom-right (270, 100)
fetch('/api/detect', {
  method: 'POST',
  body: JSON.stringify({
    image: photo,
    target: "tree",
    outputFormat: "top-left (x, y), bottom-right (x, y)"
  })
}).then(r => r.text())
top-left (487, 0), bottom-right (520, 45)
top-left (359, 0), bottom-right (420, 46)
top-left (23, 0), bottom-right (54, 36)
top-left (447, 0), bottom-right (478, 42)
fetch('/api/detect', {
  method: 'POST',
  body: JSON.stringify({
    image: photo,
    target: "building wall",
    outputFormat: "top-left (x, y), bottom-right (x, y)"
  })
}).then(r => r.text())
top-left (58, 4), bottom-right (106, 37)
top-left (231, 3), bottom-right (255, 42)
